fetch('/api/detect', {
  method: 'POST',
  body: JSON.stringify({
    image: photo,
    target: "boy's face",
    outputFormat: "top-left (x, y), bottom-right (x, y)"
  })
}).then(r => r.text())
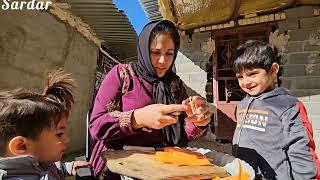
top-left (236, 63), bottom-right (279, 96)
top-left (28, 117), bottom-right (70, 162)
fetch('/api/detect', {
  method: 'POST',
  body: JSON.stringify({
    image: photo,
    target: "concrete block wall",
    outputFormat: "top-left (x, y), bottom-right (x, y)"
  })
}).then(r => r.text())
top-left (0, 9), bottom-right (97, 152)
top-left (175, 32), bottom-right (218, 141)
top-left (175, 32), bottom-right (212, 98)
top-left (278, 6), bottom-right (320, 156)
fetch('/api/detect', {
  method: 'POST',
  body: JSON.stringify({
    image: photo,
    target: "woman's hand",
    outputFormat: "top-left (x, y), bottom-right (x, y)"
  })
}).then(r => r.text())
top-left (71, 161), bottom-right (92, 175)
top-left (132, 104), bottom-right (187, 130)
top-left (183, 96), bottom-right (211, 127)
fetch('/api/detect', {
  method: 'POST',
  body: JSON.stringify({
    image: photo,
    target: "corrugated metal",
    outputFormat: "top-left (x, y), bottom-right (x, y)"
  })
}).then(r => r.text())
top-left (66, 0), bottom-right (138, 61)
top-left (139, 0), bottom-right (163, 21)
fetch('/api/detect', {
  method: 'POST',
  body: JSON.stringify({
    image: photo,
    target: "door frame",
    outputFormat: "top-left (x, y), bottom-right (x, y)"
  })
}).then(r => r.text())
top-left (211, 23), bottom-right (275, 140)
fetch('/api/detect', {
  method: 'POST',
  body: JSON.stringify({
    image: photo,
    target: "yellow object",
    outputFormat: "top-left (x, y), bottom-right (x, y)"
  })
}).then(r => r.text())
top-left (155, 150), bottom-right (211, 166)
top-left (158, 0), bottom-right (320, 30)
top-left (212, 160), bottom-right (250, 180)
top-left (163, 147), bottom-right (206, 158)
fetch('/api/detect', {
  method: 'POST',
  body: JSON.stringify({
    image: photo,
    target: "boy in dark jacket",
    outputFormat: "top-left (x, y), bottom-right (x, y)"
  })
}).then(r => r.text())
top-left (232, 40), bottom-right (320, 179)
top-left (0, 70), bottom-right (90, 179)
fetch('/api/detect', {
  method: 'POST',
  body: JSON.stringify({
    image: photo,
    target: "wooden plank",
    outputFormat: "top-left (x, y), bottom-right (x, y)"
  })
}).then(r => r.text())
top-left (275, 13), bottom-right (281, 20)
top-left (102, 150), bottom-right (228, 180)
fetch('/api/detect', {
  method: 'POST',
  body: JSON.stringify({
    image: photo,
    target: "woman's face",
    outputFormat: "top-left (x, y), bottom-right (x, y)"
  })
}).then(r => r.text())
top-left (150, 33), bottom-right (175, 78)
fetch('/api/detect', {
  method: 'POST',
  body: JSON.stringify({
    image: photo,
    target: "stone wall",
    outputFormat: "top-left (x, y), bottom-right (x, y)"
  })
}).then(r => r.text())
top-left (277, 6), bottom-right (320, 156)
top-left (0, 9), bottom-right (98, 152)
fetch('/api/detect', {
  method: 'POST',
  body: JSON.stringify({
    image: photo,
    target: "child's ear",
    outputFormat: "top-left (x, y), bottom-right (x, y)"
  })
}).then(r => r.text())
top-left (271, 63), bottom-right (280, 75)
top-left (8, 136), bottom-right (29, 156)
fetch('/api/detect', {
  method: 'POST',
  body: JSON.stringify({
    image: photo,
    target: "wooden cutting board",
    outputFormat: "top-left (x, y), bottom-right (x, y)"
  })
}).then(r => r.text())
top-left (102, 150), bottom-right (228, 180)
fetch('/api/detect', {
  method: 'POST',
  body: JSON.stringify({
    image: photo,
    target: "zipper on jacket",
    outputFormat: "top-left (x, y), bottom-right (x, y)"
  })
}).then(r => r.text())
top-left (234, 96), bottom-right (254, 155)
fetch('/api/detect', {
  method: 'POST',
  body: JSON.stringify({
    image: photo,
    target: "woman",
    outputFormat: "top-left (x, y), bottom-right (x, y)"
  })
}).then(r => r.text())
top-left (89, 20), bottom-right (211, 178)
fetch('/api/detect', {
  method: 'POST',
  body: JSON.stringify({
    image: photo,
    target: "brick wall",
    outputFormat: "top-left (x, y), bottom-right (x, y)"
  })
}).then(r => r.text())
top-left (279, 6), bottom-right (320, 157)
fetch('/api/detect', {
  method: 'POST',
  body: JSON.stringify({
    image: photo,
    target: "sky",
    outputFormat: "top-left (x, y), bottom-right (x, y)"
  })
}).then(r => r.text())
top-left (113, 0), bottom-right (149, 34)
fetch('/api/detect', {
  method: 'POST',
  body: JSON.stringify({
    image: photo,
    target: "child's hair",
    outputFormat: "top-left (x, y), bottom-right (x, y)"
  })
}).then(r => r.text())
top-left (0, 70), bottom-right (75, 155)
top-left (233, 40), bottom-right (283, 85)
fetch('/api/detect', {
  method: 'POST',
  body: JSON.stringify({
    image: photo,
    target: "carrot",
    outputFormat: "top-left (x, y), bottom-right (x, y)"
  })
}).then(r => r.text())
top-left (155, 151), bottom-right (211, 166)
top-left (164, 147), bottom-right (206, 158)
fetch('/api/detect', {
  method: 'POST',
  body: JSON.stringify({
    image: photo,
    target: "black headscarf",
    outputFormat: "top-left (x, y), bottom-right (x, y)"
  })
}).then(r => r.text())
top-left (132, 20), bottom-right (188, 147)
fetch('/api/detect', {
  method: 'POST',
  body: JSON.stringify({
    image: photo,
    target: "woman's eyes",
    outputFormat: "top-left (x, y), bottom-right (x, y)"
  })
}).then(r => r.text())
top-left (56, 132), bottom-right (64, 138)
top-left (151, 51), bottom-right (160, 55)
top-left (151, 51), bottom-right (174, 56)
